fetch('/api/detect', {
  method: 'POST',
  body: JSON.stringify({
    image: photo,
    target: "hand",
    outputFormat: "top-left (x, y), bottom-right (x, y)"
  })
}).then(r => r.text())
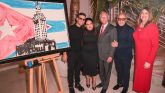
top-left (107, 57), bottom-right (113, 63)
top-left (61, 52), bottom-right (67, 63)
top-left (144, 62), bottom-right (150, 69)
top-left (111, 40), bottom-right (118, 47)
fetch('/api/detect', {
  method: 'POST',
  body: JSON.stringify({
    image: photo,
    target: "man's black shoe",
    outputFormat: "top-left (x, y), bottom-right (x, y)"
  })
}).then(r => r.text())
top-left (121, 88), bottom-right (128, 93)
top-left (100, 88), bottom-right (107, 93)
top-left (75, 83), bottom-right (84, 91)
top-left (96, 83), bottom-right (103, 88)
top-left (69, 87), bottom-right (75, 93)
top-left (113, 84), bottom-right (123, 90)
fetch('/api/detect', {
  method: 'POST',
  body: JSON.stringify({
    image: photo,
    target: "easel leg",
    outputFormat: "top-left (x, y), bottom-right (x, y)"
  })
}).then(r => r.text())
top-left (52, 60), bottom-right (64, 93)
top-left (36, 66), bottom-right (42, 93)
top-left (41, 63), bottom-right (48, 93)
top-left (27, 68), bottom-right (34, 93)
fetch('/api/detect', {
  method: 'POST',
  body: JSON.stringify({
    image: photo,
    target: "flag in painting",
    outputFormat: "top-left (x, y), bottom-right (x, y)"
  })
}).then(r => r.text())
top-left (0, 0), bottom-right (70, 60)
top-left (0, 2), bottom-right (34, 59)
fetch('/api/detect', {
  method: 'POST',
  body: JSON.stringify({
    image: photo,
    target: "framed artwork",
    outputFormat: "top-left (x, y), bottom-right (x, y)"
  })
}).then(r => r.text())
top-left (0, 0), bottom-right (70, 63)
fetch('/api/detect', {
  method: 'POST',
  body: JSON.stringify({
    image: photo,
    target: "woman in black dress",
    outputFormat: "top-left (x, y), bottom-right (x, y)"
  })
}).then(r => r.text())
top-left (82, 18), bottom-right (98, 90)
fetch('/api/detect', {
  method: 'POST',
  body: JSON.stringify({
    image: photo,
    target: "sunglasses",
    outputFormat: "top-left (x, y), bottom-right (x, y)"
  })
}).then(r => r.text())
top-left (117, 18), bottom-right (127, 21)
top-left (78, 17), bottom-right (85, 21)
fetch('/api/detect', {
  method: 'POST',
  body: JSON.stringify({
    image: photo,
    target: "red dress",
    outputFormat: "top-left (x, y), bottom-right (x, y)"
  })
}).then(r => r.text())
top-left (133, 23), bottom-right (159, 92)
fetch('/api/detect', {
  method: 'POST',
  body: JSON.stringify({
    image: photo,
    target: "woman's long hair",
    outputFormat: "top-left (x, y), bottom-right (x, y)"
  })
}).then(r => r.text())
top-left (137, 7), bottom-right (154, 27)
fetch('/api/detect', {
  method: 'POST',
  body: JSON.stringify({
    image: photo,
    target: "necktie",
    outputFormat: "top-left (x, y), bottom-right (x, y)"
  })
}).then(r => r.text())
top-left (100, 25), bottom-right (104, 36)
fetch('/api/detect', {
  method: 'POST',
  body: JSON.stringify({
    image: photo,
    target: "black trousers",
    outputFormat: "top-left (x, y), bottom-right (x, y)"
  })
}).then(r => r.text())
top-left (114, 56), bottom-right (132, 89)
top-left (67, 51), bottom-right (81, 87)
top-left (99, 60), bottom-right (113, 89)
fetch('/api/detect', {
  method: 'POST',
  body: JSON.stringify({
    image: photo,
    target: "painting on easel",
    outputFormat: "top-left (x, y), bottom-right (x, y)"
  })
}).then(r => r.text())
top-left (0, 0), bottom-right (70, 63)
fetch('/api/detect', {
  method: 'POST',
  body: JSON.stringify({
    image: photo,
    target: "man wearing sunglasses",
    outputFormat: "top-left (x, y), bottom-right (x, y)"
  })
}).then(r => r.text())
top-left (113, 12), bottom-right (134, 93)
top-left (63, 12), bottom-right (86, 93)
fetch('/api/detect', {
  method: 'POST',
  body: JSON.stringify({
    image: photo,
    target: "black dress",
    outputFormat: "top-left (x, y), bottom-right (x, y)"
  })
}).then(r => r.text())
top-left (82, 30), bottom-right (99, 76)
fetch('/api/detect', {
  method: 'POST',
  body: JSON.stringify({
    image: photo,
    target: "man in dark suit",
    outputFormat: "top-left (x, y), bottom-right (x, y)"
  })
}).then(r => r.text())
top-left (63, 13), bottom-right (86, 93)
top-left (96, 10), bottom-right (117, 93)
top-left (113, 12), bottom-right (134, 93)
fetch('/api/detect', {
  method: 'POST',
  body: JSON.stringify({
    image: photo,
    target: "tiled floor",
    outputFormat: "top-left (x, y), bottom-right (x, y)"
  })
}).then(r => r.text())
top-left (0, 62), bottom-right (164, 93)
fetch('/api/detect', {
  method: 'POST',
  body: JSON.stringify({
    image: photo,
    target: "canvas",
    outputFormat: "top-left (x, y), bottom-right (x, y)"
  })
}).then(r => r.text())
top-left (0, 0), bottom-right (70, 63)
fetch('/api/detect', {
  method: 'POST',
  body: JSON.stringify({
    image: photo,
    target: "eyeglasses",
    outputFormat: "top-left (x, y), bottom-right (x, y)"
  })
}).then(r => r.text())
top-left (117, 18), bottom-right (127, 21)
top-left (78, 17), bottom-right (85, 21)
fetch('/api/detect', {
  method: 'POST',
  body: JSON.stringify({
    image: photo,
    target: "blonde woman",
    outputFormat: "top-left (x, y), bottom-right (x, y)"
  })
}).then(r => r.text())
top-left (133, 7), bottom-right (159, 93)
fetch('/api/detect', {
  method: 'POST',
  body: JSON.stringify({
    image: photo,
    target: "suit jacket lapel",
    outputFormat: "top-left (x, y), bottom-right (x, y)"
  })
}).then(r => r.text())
top-left (98, 25), bottom-right (101, 34)
top-left (98, 23), bottom-right (110, 41)
top-left (98, 25), bottom-right (102, 41)
top-left (102, 23), bottom-right (110, 37)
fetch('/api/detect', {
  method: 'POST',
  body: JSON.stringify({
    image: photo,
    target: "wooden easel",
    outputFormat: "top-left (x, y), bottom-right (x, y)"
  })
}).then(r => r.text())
top-left (24, 53), bottom-right (64, 93)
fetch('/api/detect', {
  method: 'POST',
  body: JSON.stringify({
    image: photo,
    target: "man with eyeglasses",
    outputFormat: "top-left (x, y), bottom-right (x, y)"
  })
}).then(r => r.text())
top-left (63, 13), bottom-right (86, 93)
top-left (113, 12), bottom-right (134, 93)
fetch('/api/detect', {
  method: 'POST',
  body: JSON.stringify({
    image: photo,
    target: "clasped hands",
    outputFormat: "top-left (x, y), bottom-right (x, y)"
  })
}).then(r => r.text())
top-left (144, 62), bottom-right (151, 69)
top-left (111, 40), bottom-right (118, 47)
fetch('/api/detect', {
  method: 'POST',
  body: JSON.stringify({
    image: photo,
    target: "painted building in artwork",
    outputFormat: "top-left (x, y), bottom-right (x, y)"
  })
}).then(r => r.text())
top-left (33, 2), bottom-right (47, 40)
top-left (16, 2), bottom-right (56, 56)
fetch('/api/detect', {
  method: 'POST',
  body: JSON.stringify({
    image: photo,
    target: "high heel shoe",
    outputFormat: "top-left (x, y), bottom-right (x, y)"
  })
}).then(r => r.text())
top-left (92, 83), bottom-right (96, 90)
top-left (86, 77), bottom-right (90, 88)
top-left (92, 86), bottom-right (96, 90)
top-left (92, 77), bottom-right (96, 91)
top-left (86, 84), bottom-right (90, 88)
